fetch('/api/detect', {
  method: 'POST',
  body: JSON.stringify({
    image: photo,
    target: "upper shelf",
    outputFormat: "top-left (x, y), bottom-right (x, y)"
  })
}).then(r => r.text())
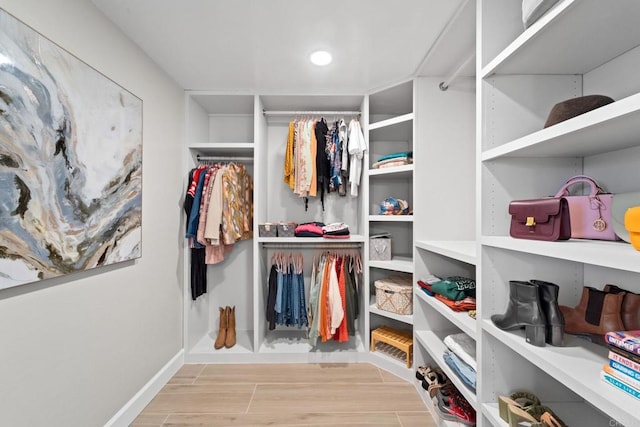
top-left (369, 113), bottom-right (414, 131)
top-left (481, 92), bottom-right (640, 160)
top-left (415, 240), bottom-right (476, 266)
top-left (369, 215), bottom-right (414, 223)
top-left (482, 236), bottom-right (640, 273)
top-left (188, 142), bottom-right (254, 157)
top-left (258, 235), bottom-right (366, 244)
top-left (481, 0), bottom-right (640, 78)
top-left (369, 164), bottom-right (414, 177)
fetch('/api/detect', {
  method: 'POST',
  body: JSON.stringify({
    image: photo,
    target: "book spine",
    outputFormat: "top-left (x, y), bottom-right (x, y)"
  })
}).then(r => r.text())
top-left (610, 360), bottom-right (640, 382)
top-left (609, 345), bottom-right (640, 365)
top-left (603, 365), bottom-right (640, 391)
top-left (601, 372), bottom-right (640, 400)
top-left (610, 350), bottom-right (640, 373)
top-left (605, 332), bottom-right (640, 356)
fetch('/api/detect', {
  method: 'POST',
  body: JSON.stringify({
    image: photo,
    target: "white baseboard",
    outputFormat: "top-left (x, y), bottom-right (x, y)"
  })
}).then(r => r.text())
top-left (104, 349), bottom-right (184, 427)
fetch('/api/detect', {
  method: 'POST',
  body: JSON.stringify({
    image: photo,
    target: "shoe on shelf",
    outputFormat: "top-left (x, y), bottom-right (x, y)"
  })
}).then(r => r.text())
top-left (507, 404), bottom-right (543, 427)
top-left (559, 286), bottom-right (625, 336)
top-left (603, 284), bottom-right (640, 330)
top-left (498, 391), bottom-right (541, 422)
top-left (530, 280), bottom-right (565, 346)
top-left (435, 387), bottom-right (476, 426)
top-left (224, 306), bottom-right (236, 348)
top-left (540, 409), bottom-right (568, 427)
top-left (491, 281), bottom-right (547, 347)
top-left (420, 368), bottom-right (450, 398)
top-left (415, 365), bottom-right (434, 382)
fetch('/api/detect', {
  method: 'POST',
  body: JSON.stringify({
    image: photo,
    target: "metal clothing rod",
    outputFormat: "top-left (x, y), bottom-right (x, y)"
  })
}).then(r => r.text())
top-left (439, 53), bottom-right (475, 91)
top-left (262, 110), bottom-right (361, 116)
top-left (260, 242), bottom-right (362, 249)
top-left (196, 155), bottom-right (253, 163)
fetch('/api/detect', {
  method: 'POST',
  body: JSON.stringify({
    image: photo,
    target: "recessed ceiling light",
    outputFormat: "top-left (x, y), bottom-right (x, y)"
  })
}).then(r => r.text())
top-left (310, 50), bottom-right (332, 66)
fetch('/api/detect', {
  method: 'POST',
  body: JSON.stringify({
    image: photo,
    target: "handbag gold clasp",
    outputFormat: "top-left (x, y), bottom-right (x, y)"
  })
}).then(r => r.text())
top-left (526, 216), bottom-right (536, 227)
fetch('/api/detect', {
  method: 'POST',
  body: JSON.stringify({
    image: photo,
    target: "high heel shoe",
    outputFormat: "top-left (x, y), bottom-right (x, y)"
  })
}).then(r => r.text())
top-left (540, 410), bottom-right (568, 427)
top-left (491, 281), bottom-right (547, 347)
top-left (497, 391), bottom-right (540, 422)
top-left (507, 405), bottom-right (543, 427)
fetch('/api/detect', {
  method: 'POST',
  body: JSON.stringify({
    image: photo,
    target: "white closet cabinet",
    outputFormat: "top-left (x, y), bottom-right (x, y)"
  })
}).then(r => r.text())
top-left (478, 1), bottom-right (640, 426)
top-left (412, 76), bottom-right (477, 416)
top-left (366, 81), bottom-right (416, 378)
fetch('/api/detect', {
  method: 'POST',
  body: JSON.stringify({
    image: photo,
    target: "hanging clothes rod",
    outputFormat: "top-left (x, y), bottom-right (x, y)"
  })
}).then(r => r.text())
top-left (262, 110), bottom-right (361, 116)
top-left (439, 53), bottom-right (476, 91)
top-left (260, 242), bottom-right (362, 249)
top-left (196, 155), bottom-right (253, 163)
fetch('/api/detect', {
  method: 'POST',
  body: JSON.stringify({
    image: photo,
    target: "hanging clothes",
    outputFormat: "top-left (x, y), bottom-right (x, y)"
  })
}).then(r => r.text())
top-left (183, 161), bottom-right (254, 300)
top-left (348, 118), bottom-right (366, 197)
top-left (265, 252), bottom-right (308, 329)
top-left (307, 251), bottom-right (362, 346)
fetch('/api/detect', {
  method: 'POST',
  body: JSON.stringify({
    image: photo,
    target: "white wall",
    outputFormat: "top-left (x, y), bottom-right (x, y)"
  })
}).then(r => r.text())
top-left (0, 0), bottom-right (184, 425)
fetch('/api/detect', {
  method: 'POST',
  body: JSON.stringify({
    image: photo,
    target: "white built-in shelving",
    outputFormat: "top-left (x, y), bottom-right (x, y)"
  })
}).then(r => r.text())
top-left (368, 215), bottom-right (414, 222)
top-left (478, 0), bottom-right (640, 426)
top-left (369, 256), bottom-right (414, 273)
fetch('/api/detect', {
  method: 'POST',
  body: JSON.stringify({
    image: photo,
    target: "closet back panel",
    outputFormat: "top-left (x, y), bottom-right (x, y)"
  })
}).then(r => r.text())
top-left (264, 125), bottom-right (362, 232)
top-left (209, 115), bottom-right (254, 142)
top-left (187, 96), bottom-right (209, 142)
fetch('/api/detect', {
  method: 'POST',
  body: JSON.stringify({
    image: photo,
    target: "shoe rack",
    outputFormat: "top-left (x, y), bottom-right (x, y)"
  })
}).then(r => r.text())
top-left (478, 1), bottom-right (640, 426)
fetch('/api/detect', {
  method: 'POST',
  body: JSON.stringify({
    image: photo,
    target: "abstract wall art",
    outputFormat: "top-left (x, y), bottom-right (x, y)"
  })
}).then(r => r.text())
top-left (0, 9), bottom-right (142, 290)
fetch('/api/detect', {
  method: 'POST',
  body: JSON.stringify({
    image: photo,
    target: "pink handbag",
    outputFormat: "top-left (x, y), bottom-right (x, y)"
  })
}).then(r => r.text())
top-left (554, 175), bottom-right (618, 240)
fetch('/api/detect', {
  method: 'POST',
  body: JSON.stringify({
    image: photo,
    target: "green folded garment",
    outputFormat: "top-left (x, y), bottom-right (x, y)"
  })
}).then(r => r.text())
top-left (430, 276), bottom-right (476, 301)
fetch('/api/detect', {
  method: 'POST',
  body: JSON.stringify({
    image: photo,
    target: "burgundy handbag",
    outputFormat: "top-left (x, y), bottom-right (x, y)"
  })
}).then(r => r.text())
top-left (554, 175), bottom-right (617, 240)
top-left (509, 197), bottom-right (571, 241)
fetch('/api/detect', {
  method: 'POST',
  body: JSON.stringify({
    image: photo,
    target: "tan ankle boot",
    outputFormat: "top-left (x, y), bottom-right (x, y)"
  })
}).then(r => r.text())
top-left (225, 306), bottom-right (236, 348)
top-left (214, 307), bottom-right (227, 350)
top-left (559, 287), bottom-right (625, 336)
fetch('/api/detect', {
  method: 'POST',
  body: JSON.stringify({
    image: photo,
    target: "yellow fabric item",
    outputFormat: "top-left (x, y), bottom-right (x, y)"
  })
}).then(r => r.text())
top-left (625, 206), bottom-right (640, 250)
top-left (283, 121), bottom-right (295, 189)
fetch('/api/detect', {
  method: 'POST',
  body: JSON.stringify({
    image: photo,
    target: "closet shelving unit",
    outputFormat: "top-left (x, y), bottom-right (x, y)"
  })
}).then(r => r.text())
top-left (478, 0), bottom-right (640, 426)
top-left (183, 92), bottom-right (256, 363)
top-left (411, 71), bottom-right (477, 421)
top-left (254, 94), bottom-right (371, 362)
top-left (365, 80), bottom-right (416, 379)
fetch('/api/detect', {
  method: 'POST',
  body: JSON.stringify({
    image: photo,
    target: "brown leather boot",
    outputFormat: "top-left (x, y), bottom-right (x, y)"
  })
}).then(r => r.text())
top-left (603, 284), bottom-right (640, 330)
top-left (214, 307), bottom-right (227, 350)
top-left (225, 306), bottom-right (236, 348)
top-left (559, 287), bottom-right (625, 335)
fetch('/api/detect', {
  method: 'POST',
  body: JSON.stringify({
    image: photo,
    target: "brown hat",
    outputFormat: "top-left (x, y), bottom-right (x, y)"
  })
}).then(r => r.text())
top-left (544, 95), bottom-right (614, 128)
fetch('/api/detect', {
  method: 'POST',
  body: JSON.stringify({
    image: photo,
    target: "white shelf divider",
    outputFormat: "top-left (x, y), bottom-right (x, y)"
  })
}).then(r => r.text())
top-left (369, 256), bottom-right (414, 273)
top-left (481, 236), bottom-right (640, 273)
top-left (369, 112), bottom-right (414, 130)
top-left (415, 330), bottom-right (477, 409)
top-left (415, 287), bottom-right (477, 340)
top-left (415, 240), bottom-right (477, 266)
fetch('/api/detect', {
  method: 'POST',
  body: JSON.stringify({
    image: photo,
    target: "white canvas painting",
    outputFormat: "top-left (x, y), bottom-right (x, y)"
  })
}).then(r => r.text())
top-left (0, 9), bottom-right (142, 289)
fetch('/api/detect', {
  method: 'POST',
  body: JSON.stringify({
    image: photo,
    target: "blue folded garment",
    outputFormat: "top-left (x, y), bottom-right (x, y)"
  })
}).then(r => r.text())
top-left (443, 350), bottom-right (476, 391)
top-left (377, 151), bottom-right (413, 162)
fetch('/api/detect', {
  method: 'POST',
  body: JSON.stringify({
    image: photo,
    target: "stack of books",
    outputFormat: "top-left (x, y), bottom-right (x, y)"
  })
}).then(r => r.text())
top-left (602, 330), bottom-right (640, 400)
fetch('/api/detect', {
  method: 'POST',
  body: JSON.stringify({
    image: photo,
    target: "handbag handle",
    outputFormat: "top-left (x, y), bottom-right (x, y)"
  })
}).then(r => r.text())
top-left (554, 175), bottom-right (606, 198)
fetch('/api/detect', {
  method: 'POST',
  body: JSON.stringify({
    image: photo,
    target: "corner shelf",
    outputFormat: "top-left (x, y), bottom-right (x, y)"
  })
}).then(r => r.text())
top-left (415, 240), bottom-right (476, 266)
top-left (369, 164), bottom-right (414, 177)
top-left (414, 330), bottom-right (477, 410)
top-left (415, 287), bottom-right (476, 340)
top-left (369, 295), bottom-right (413, 325)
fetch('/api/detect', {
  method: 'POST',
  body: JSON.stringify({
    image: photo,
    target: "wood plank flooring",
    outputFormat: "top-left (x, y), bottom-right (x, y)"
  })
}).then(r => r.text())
top-left (132, 363), bottom-right (437, 426)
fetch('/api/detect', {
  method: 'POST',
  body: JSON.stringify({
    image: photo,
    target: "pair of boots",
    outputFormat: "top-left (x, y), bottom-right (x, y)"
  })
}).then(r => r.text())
top-left (491, 280), bottom-right (564, 347)
top-left (214, 306), bottom-right (236, 349)
top-left (559, 285), bottom-right (640, 336)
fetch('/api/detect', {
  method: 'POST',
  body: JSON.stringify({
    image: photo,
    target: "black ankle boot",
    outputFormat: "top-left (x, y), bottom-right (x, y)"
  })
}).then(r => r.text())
top-left (530, 280), bottom-right (565, 346)
top-left (491, 281), bottom-right (547, 347)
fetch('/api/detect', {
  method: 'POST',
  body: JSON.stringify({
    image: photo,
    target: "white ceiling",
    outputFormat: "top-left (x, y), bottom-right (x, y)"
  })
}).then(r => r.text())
top-left (91, 0), bottom-right (475, 93)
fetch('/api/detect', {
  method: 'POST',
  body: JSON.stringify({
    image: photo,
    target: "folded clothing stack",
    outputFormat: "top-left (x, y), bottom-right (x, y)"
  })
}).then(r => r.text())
top-left (294, 222), bottom-right (324, 237)
top-left (322, 222), bottom-right (350, 239)
top-left (419, 276), bottom-right (477, 312)
top-left (380, 197), bottom-right (410, 215)
top-left (372, 151), bottom-right (413, 169)
top-left (443, 333), bottom-right (476, 392)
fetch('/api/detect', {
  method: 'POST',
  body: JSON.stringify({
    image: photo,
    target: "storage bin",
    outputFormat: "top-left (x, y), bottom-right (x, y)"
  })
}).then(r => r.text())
top-left (277, 222), bottom-right (296, 237)
top-left (258, 223), bottom-right (277, 237)
top-left (370, 233), bottom-right (391, 261)
top-left (374, 276), bottom-right (413, 315)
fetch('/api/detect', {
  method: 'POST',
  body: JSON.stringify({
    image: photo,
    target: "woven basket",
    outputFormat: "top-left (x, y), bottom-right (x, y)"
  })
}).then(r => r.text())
top-left (374, 276), bottom-right (413, 315)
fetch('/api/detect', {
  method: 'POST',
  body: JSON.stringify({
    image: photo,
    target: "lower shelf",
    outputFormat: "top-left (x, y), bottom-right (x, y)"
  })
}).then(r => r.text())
top-left (259, 330), bottom-right (365, 354)
top-left (414, 381), bottom-right (472, 427)
top-left (482, 401), bottom-right (610, 427)
top-left (414, 330), bottom-right (477, 409)
top-left (369, 296), bottom-right (414, 324)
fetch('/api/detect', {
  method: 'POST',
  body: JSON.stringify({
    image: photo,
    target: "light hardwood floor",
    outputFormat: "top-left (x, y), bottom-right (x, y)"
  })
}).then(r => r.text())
top-left (132, 363), bottom-right (438, 426)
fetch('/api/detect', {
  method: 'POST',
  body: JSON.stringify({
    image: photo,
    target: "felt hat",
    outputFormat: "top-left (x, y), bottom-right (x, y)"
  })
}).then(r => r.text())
top-left (544, 95), bottom-right (614, 128)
